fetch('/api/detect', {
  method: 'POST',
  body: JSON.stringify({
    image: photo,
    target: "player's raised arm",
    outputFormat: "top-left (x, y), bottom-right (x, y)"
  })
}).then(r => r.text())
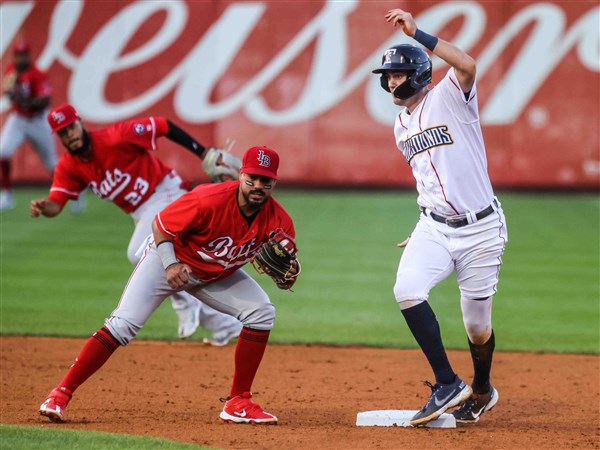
top-left (385, 8), bottom-right (476, 92)
top-left (164, 120), bottom-right (208, 159)
top-left (30, 198), bottom-right (61, 218)
top-left (164, 120), bottom-right (241, 183)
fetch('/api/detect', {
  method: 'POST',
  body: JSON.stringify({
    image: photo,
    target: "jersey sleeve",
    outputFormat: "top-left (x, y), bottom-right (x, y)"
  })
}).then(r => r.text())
top-left (115, 117), bottom-right (169, 151)
top-left (280, 214), bottom-right (295, 238)
top-left (269, 201), bottom-right (295, 239)
top-left (155, 190), bottom-right (202, 239)
top-left (438, 68), bottom-right (479, 123)
top-left (33, 69), bottom-right (51, 98)
top-left (47, 160), bottom-right (87, 208)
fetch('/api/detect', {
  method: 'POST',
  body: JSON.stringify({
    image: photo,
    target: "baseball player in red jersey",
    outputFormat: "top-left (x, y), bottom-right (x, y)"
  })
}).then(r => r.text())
top-left (372, 9), bottom-right (508, 426)
top-left (39, 146), bottom-right (299, 424)
top-left (1, 42), bottom-right (56, 211)
top-left (31, 103), bottom-right (243, 344)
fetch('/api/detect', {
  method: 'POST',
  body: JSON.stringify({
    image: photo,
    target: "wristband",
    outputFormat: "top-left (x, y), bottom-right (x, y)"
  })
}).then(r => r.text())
top-left (156, 240), bottom-right (179, 269)
top-left (413, 29), bottom-right (438, 52)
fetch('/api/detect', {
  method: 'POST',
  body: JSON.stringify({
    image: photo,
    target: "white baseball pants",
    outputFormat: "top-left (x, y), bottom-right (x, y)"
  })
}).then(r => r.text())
top-left (0, 111), bottom-right (57, 170)
top-left (394, 200), bottom-right (508, 302)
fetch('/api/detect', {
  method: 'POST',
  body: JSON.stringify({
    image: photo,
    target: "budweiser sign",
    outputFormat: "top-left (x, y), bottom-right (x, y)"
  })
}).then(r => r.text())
top-left (1, 1), bottom-right (598, 188)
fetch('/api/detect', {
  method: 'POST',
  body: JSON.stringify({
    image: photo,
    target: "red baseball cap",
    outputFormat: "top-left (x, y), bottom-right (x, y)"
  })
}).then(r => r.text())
top-left (13, 41), bottom-right (30, 54)
top-left (241, 146), bottom-right (280, 180)
top-left (48, 104), bottom-right (81, 133)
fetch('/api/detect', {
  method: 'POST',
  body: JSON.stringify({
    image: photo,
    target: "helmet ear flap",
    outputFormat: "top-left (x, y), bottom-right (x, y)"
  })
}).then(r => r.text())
top-left (379, 74), bottom-right (390, 92)
top-left (414, 64), bottom-right (432, 87)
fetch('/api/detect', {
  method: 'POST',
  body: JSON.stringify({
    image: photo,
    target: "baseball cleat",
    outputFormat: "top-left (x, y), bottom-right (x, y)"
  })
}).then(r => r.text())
top-left (39, 387), bottom-right (72, 423)
top-left (175, 301), bottom-right (200, 339)
top-left (452, 386), bottom-right (498, 423)
top-left (203, 327), bottom-right (241, 347)
top-left (0, 191), bottom-right (15, 212)
top-left (410, 376), bottom-right (472, 426)
top-left (219, 392), bottom-right (278, 424)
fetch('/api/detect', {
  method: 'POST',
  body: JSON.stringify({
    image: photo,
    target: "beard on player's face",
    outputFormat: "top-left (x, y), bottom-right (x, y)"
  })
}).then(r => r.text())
top-left (239, 173), bottom-right (275, 208)
top-left (242, 187), bottom-right (269, 208)
top-left (60, 123), bottom-right (90, 156)
top-left (14, 54), bottom-right (30, 72)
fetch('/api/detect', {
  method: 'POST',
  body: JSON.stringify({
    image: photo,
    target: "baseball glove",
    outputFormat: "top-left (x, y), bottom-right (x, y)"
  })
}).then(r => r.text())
top-left (252, 229), bottom-right (301, 290)
top-left (202, 147), bottom-right (241, 183)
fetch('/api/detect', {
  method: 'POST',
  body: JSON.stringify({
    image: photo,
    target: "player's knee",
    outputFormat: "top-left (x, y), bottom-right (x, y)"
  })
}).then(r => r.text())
top-left (103, 316), bottom-right (141, 346)
top-left (463, 320), bottom-right (492, 344)
top-left (393, 275), bottom-right (427, 305)
top-left (241, 302), bottom-right (275, 330)
top-left (461, 295), bottom-right (493, 344)
top-left (396, 298), bottom-right (426, 311)
top-left (126, 246), bottom-right (140, 266)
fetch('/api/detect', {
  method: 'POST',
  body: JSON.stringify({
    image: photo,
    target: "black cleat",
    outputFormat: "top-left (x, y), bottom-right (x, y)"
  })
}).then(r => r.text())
top-left (452, 386), bottom-right (498, 423)
top-left (410, 377), bottom-right (472, 426)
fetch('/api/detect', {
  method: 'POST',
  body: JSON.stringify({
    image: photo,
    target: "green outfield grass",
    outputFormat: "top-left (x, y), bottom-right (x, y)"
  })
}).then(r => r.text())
top-left (1, 189), bottom-right (598, 354)
top-left (0, 424), bottom-right (209, 449)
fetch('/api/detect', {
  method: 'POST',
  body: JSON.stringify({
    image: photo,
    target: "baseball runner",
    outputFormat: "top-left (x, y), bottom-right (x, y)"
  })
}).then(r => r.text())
top-left (1, 41), bottom-right (56, 211)
top-left (30, 103), bottom-right (243, 344)
top-left (372, 9), bottom-right (508, 426)
top-left (39, 145), bottom-right (300, 424)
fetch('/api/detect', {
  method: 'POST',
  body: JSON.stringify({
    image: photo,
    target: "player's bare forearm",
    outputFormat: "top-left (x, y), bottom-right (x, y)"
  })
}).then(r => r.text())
top-left (152, 219), bottom-right (171, 246)
top-left (430, 39), bottom-right (476, 92)
top-left (30, 198), bottom-right (62, 218)
top-left (385, 8), bottom-right (476, 92)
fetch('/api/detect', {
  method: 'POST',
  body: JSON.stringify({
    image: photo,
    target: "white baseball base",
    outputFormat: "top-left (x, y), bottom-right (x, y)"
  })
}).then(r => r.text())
top-left (356, 410), bottom-right (456, 428)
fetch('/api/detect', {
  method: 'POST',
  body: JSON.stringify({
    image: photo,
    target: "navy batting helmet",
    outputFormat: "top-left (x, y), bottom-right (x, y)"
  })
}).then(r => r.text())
top-left (372, 44), bottom-right (432, 100)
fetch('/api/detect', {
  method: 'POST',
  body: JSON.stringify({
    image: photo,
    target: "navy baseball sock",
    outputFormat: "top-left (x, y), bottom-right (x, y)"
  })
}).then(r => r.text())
top-left (401, 302), bottom-right (456, 385)
top-left (468, 330), bottom-right (495, 394)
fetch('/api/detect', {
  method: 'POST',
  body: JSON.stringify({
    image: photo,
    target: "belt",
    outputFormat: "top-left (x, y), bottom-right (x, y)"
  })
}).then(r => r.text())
top-left (421, 201), bottom-right (496, 228)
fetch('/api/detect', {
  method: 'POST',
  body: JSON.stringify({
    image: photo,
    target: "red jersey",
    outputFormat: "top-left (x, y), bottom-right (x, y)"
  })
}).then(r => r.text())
top-left (48, 117), bottom-right (172, 213)
top-left (5, 63), bottom-right (51, 118)
top-left (156, 181), bottom-right (295, 282)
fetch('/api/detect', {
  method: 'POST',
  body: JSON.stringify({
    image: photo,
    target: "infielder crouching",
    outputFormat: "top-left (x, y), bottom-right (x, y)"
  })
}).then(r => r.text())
top-left (39, 146), bottom-right (300, 425)
top-left (30, 104), bottom-right (243, 344)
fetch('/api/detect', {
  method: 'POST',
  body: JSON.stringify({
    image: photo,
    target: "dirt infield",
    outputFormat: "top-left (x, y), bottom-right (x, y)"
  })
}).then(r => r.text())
top-left (2, 336), bottom-right (598, 449)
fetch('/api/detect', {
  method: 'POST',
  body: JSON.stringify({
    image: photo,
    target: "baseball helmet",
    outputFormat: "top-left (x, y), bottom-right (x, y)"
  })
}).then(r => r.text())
top-left (372, 44), bottom-right (432, 100)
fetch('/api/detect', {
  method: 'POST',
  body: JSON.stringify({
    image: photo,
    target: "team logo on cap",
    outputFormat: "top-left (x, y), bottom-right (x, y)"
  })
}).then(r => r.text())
top-left (52, 111), bottom-right (66, 123)
top-left (384, 48), bottom-right (397, 64)
top-left (257, 149), bottom-right (271, 167)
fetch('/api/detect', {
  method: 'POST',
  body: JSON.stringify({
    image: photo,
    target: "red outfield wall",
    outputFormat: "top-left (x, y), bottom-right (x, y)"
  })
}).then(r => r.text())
top-left (1, 1), bottom-right (598, 189)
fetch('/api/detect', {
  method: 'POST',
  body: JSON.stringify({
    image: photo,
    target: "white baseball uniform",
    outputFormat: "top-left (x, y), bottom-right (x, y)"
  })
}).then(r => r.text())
top-left (393, 68), bottom-right (508, 303)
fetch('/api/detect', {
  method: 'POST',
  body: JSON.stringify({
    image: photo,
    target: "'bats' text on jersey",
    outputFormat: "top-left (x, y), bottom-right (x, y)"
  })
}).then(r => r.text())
top-left (394, 68), bottom-right (494, 217)
top-left (48, 117), bottom-right (172, 213)
top-left (155, 181), bottom-right (295, 283)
